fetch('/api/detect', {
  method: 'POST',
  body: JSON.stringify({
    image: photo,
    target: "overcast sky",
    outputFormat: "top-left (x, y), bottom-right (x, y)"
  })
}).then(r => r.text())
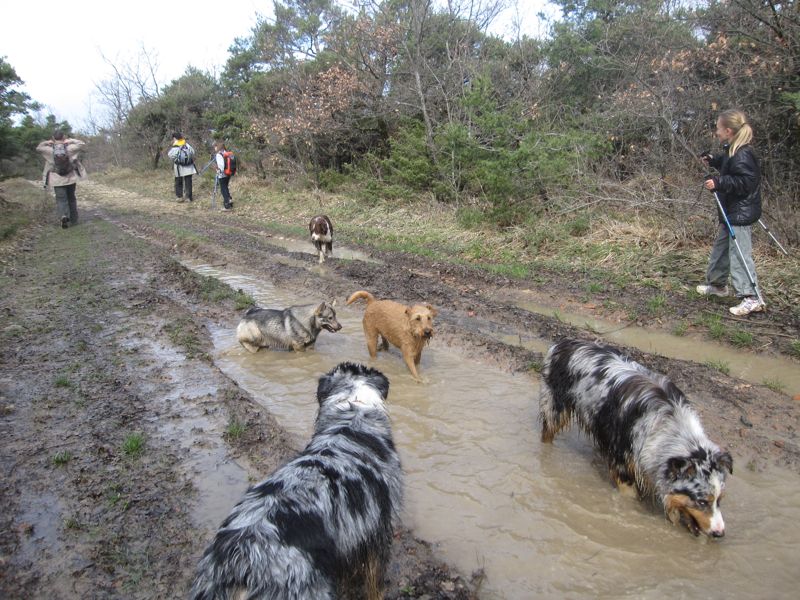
top-left (3, 1), bottom-right (557, 131)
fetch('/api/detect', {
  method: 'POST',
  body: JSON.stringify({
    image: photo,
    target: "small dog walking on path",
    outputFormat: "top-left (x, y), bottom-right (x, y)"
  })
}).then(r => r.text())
top-left (236, 301), bottom-right (341, 352)
top-left (346, 290), bottom-right (437, 382)
top-left (309, 215), bottom-right (333, 264)
top-left (190, 362), bottom-right (403, 600)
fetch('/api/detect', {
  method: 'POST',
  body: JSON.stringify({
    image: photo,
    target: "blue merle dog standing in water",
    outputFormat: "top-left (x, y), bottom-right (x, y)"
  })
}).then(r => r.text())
top-left (190, 362), bottom-right (403, 600)
top-left (539, 338), bottom-right (733, 538)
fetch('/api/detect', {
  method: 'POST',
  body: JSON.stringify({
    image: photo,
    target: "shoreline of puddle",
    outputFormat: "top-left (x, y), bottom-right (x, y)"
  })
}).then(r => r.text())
top-left (186, 260), bottom-right (800, 599)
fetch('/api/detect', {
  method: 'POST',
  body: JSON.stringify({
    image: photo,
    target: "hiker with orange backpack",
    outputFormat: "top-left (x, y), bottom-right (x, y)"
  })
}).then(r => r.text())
top-left (213, 140), bottom-right (237, 212)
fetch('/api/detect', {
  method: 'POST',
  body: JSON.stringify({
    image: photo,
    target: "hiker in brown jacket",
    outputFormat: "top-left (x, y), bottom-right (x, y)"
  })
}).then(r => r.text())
top-left (36, 129), bottom-right (87, 228)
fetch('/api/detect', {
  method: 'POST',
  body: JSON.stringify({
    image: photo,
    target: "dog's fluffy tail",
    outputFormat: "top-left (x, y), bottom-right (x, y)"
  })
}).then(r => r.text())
top-left (346, 290), bottom-right (375, 305)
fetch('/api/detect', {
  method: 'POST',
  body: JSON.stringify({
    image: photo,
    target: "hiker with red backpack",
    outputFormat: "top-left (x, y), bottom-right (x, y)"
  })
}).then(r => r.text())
top-left (167, 132), bottom-right (198, 203)
top-left (213, 140), bottom-right (237, 211)
top-left (37, 129), bottom-right (87, 229)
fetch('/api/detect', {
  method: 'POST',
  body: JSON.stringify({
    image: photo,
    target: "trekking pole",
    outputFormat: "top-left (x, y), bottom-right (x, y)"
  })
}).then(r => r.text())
top-left (756, 218), bottom-right (789, 256)
top-left (710, 187), bottom-right (765, 306)
top-left (211, 175), bottom-right (218, 210)
top-left (198, 157), bottom-right (215, 175)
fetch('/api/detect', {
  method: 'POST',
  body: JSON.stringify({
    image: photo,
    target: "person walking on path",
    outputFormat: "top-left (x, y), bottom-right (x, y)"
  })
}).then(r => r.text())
top-left (213, 140), bottom-right (235, 211)
top-left (697, 109), bottom-right (765, 317)
top-left (167, 132), bottom-right (197, 203)
top-left (36, 129), bottom-right (86, 229)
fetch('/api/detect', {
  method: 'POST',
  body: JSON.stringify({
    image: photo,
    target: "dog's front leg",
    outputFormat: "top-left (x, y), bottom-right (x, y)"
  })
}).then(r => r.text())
top-left (402, 349), bottom-right (423, 383)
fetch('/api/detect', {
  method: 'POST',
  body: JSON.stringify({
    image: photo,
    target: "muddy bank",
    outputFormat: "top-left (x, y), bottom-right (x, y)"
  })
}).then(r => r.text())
top-left (0, 195), bottom-right (476, 598)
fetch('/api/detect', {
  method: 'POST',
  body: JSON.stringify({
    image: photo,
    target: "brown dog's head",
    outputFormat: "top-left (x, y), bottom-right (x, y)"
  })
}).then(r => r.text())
top-left (405, 304), bottom-right (437, 342)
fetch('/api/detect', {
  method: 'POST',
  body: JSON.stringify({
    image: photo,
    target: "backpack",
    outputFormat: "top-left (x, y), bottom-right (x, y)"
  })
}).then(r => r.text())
top-left (221, 150), bottom-right (237, 177)
top-left (53, 142), bottom-right (73, 176)
top-left (173, 144), bottom-right (194, 167)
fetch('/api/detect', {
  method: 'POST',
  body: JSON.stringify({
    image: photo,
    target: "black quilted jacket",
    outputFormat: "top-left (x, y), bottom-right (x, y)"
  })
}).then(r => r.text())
top-left (708, 144), bottom-right (761, 226)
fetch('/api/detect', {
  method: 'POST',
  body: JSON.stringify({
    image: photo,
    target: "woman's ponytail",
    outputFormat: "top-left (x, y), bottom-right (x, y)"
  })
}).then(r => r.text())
top-left (719, 109), bottom-right (753, 156)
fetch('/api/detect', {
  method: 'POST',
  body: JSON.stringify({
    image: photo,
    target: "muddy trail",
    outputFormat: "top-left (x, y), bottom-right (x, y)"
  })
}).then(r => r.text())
top-left (2, 179), bottom-right (799, 599)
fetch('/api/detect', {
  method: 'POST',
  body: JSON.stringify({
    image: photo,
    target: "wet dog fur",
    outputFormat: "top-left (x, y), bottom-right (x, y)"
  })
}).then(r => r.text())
top-left (236, 301), bottom-right (341, 353)
top-left (539, 338), bottom-right (732, 538)
top-left (309, 215), bottom-right (333, 264)
top-left (190, 362), bottom-right (403, 600)
top-left (346, 290), bottom-right (437, 382)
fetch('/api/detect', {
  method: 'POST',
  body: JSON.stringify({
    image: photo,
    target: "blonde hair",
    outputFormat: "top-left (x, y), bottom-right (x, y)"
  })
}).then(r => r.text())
top-left (719, 109), bottom-right (753, 156)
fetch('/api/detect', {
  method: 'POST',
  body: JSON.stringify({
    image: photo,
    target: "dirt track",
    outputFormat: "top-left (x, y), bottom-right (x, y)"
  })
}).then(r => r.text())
top-left (1, 179), bottom-right (799, 598)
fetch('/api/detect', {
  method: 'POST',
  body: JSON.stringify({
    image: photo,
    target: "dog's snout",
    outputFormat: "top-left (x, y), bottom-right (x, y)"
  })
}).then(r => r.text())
top-left (710, 529), bottom-right (725, 538)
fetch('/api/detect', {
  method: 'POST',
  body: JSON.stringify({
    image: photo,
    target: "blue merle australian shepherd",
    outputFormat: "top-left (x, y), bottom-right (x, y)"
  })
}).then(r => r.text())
top-left (190, 362), bottom-right (403, 600)
top-left (540, 339), bottom-right (733, 538)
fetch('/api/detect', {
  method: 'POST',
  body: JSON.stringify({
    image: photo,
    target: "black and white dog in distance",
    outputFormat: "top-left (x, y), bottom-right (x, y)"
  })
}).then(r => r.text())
top-left (309, 215), bottom-right (333, 264)
top-left (190, 362), bottom-right (403, 600)
top-left (539, 338), bottom-right (732, 538)
top-left (236, 301), bottom-right (341, 353)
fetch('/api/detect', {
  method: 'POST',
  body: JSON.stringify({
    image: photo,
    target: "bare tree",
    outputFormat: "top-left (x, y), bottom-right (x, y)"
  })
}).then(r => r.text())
top-left (93, 45), bottom-right (162, 129)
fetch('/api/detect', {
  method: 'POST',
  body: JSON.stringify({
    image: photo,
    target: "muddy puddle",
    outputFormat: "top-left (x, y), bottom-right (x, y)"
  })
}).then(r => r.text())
top-left (188, 262), bottom-right (800, 599)
top-left (509, 294), bottom-right (800, 396)
top-left (260, 232), bottom-right (382, 264)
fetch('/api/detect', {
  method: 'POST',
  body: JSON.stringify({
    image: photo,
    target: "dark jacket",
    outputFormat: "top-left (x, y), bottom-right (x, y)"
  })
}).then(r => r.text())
top-left (708, 144), bottom-right (761, 226)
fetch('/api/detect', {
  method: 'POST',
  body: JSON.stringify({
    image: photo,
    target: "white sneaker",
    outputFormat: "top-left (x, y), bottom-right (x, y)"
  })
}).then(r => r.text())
top-left (696, 284), bottom-right (729, 297)
top-left (729, 297), bottom-right (765, 316)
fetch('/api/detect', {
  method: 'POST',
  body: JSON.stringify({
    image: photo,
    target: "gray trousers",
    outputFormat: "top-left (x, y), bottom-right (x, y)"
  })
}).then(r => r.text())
top-left (705, 224), bottom-right (759, 298)
top-left (54, 184), bottom-right (78, 225)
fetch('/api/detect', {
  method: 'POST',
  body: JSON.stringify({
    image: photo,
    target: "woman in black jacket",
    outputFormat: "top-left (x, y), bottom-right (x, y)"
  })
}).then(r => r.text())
top-left (697, 109), bottom-right (765, 316)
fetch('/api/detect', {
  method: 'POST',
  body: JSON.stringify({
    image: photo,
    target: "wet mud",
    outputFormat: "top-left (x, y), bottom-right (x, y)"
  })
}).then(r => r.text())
top-left (2, 179), bottom-right (799, 598)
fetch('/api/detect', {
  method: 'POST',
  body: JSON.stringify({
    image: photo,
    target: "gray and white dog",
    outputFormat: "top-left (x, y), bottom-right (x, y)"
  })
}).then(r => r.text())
top-left (190, 362), bottom-right (403, 600)
top-left (236, 301), bottom-right (342, 353)
top-left (540, 338), bottom-right (732, 538)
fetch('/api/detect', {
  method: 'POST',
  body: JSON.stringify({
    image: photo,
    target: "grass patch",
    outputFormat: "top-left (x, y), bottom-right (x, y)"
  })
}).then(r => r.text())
top-left (225, 418), bottom-right (246, 440)
top-left (195, 274), bottom-right (255, 309)
top-left (729, 330), bottom-right (754, 348)
top-left (790, 340), bottom-right (800, 358)
top-left (672, 321), bottom-right (689, 336)
top-left (163, 317), bottom-right (206, 359)
top-left (762, 377), bottom-right (786, 394)
top-left (646, 294), bottom-right (667, 315)
top-left (705, 359), bottom-right (730, 375)
top-left (52, 450), bottom-right (73, 466)
top-left (121, 433), bottom-right (145, 458)
top-left (54, 375), bottom-right (72, 388)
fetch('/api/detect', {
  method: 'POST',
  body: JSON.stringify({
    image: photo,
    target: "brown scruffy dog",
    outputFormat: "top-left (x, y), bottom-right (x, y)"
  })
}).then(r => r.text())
top-left (346, 290), bottom-right (437, 382)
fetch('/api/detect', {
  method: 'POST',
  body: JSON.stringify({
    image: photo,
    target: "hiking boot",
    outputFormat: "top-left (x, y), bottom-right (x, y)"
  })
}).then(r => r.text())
top-left (729, 297), bottom-right (765, 316)
top-left (696, 284), bottom-right (728, 297)
top-left (176, 198), bottom-right (185, 203)
top-left (61, 215), bottom-right (69, 229)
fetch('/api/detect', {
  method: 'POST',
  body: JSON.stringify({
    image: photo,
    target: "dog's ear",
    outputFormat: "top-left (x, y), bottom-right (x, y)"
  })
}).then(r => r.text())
top-left (315, 302), bottom-right (325, 315)
top-left (426, 304), bottom-right (438, 317)
top-left (666, 457), bottom-right (696, 481)
top-left (715, 450), bottom-right (733, 475)
top-left (405, 306), bottom-right (412, 318)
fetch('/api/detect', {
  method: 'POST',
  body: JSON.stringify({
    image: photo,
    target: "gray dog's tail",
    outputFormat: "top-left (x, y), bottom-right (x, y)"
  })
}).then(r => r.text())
top-left (346, 290), bottom-right (376, 305)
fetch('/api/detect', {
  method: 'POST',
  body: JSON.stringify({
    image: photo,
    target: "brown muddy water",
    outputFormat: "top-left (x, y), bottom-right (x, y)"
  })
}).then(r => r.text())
top-left (509, 293), bottom-right (800, 397)
top-left (189, 262), bottom-right (800, 599)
